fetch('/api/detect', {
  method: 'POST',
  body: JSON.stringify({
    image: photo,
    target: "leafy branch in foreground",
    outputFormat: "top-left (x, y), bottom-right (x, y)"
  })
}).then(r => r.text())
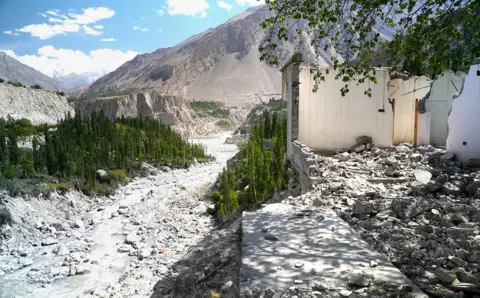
top-left (260, 0), bottom-right (480, 96)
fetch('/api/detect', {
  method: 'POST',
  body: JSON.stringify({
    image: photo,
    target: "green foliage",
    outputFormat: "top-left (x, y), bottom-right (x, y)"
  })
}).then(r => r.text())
top-left (0, 112), bottom-right (210, 196)
top-left (39, 183), bottom-right (69, 193)
top-left (260, 0), bottom-right (480, 96)
top-left (31, 84), bottom-right (42, 90)
top-left (211, 111), bottom-right (288, 217)
top-left (6, 81), bottom-right (25, 88)
top-left (216, 119), bottom-right (233, 128)
top-left (0, 205), bottom-right (13, 227)
top-left (190, 101), bottom-right (230, 118)
top-left (0, 78), bottom-right (4, 83)
top-left (56, 91), bottom-right (65, 96)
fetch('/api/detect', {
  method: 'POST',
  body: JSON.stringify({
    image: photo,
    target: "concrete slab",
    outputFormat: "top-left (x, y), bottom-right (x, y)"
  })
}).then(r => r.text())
top-left (240, 203), bottom-right (427, 297)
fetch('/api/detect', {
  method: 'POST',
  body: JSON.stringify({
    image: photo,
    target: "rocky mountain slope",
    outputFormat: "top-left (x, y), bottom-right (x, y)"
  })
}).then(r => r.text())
top-left (85, 5), bottom-right (316, 107)
top-left (73, 92), bottom-right (220, 136)
top-left (0, 52), bottom-right (59, 91)
top-left (0, 82), bottom-right (73, 125)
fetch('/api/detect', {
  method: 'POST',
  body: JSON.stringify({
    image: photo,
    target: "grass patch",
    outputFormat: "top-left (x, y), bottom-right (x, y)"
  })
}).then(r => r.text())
top-left (190, 101), bottom-right (230, 118)
top-left (38, 183), bottom-right (69, 193)
top-left (216, 119), bottom-right (233, 128)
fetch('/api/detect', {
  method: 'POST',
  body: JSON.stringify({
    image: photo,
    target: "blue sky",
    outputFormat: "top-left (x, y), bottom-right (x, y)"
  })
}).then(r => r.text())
top-left (0, 0), bottom-right (264, 78)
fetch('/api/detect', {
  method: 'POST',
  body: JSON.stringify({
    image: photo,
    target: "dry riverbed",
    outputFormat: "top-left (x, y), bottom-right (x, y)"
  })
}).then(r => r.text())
top-left (0, 132), bottom-right (237, 298)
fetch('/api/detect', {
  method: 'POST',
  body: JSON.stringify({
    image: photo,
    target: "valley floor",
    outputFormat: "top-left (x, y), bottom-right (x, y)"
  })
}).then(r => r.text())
top-left (0, 132), bottom-right (238, 298)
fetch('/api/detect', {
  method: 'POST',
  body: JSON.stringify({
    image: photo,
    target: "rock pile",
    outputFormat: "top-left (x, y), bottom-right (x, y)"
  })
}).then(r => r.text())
top-left (285, 143), bottom-right (480, 297)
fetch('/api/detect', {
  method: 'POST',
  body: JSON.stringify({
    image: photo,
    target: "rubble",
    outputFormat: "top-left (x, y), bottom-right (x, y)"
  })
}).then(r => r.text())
top-left (285, 141), bottom-right (480, 297)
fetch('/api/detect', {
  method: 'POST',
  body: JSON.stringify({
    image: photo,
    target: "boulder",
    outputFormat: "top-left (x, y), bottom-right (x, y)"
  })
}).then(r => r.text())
top-left (352, 200), bottom-right (374, 215)
top-left (414, 170), bottom-right (432, 184)
top-left (391, 198), bottom-right (432, 219)
top-left (441, 182), bottom-right (461, 195)
top-left (434, 268), bottom-right (456, 284)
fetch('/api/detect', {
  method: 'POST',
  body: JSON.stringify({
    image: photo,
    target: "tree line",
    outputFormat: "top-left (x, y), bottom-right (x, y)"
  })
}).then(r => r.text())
top-left (211, 110), bottom-right (289, 217)
top-left (0, 112), bottom-right (209, 193)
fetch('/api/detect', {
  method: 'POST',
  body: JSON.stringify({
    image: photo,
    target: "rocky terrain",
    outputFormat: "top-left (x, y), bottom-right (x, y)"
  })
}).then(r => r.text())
top-left (0, 132), bottom-right (237, 298)
top-left (0, 52), bottom-right (59, 91)
top-left (73, 93), bottom-right (237, 136)
top-left (281, 141), bottom-right (480, 297)
top-left (0, 82), bottom-right (73, 125)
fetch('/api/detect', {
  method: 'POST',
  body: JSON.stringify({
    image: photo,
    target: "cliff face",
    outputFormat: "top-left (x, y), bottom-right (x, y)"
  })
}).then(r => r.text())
top-left (0, 83), bottom-right (73, 125)
top-left (73, 92), bottom-right (217, 136)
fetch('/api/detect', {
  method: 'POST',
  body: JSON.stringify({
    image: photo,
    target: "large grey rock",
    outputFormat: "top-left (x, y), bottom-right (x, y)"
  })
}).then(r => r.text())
top-left (434, 268), bottom-right (456, 284)
top-left (466, 181), bottom-right (480, 195)
top-left (19, 258), bottom-right (33, 268)
top-left (41, 237), bottom-right (59, 246)
top-left (352, 200), bottom-right (374, 215)
top-left (54, 243), bottom-right (69, 256)
top-left (441, 182), bottom-right (461, 195)
top-left (391, 198), bottom-right (432, 219)
top-left (348, 273), bottom-right (372, 287)
top-left (414, 170), bottom-right (432, 184)
top-left (125, 233), bottom-right (141, 245)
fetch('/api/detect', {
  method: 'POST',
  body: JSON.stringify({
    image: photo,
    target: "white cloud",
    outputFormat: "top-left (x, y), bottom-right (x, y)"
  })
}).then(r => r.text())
top-left (100, 38), bottom-right (117, 42)
top-left (133, 26), bottom-right (150, 32)
top-left (166, 0), bottom-right (209, 18)
top-left (157, 9), bottom-right (165, 16)
top-left (83, 25), bottom-right (102, 36)
top-left (4, 30), bottom-right (19, 36)
top-left (1, 46), bottom-right (139, 78)
top-left (218, 1), bottom-right (233, 11)
top-left (94, 25), bottom-right (104, 29)
top-left (9, 7), bottom-right (115, 39)
top-left (236, 0), bottom-right (264, 6)
top-left (39, 12), bottom-right (47, 18)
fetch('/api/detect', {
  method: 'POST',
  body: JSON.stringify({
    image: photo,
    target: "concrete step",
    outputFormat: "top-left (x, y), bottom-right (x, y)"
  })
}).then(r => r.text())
top-left (240, 203), bottom-right (427, 298)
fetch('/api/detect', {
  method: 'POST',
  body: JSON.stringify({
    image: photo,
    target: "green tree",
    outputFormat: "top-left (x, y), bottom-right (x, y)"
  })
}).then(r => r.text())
top-left (260, 0), bottom-right (480, 96)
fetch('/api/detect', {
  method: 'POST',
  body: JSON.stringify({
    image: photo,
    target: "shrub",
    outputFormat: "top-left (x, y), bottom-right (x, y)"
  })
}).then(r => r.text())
top-left (0, 205), bottom-right (13, 227)
top-left (0, 78), bottom-right (4, 83)
top-left (56, 91), bottom-right (65, 96)
top-left (106, 169), bottom-right (128, 184)
top-left (3, 166), bottom-right (15, 180)
top-left (216, 119), bottom-right (233, 128)
top-left (190, 101), bottom-right (230, 118)
top-left (31, 84), bottom-right (42, 90)
top-left (7, 81), bottom-right (25, 88)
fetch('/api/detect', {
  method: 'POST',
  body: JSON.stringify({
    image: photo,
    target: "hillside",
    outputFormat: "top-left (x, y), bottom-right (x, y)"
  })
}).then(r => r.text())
top-left (85, 5), bottom-right (319, 107)
top-left (0, 82), bottom-right (73, 125)
top-left (0, 52), bottom-right (59, 91)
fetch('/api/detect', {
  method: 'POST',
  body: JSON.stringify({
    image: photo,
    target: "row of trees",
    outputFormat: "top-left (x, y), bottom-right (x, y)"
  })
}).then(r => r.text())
top-left (0, 112), bottom-right (209, 189)
top-left (212, 110), bottom-right (289, 216)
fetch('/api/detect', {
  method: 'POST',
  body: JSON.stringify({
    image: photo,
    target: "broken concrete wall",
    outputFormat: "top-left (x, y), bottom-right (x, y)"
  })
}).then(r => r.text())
top-left (297, 67), bottom-right (393, 151)
top-left (424, 71), bottom-right (467, 146)
top-left (388, 76), bottom-right (431, 144)
top-left (447, 60), bottom-right (480, 161)
top-left (282, 53), bottom-right (302, 157)
top-left (416, 112), bottom-right (431, 145)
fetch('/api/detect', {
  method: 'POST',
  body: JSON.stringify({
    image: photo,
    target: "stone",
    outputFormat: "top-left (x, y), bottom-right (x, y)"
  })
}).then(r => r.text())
top-left (353, 144), bottom-right (366, 153)
top-left (448, 256), bottom-right (467, 267)
top-left (72, 219), bottom-right (84, 229)
top-left (448, 227), bottom-right (475, 239)
top-left (370, 260), bottom-right (378, 267)
top-left (41, 237), bottom-right (59, 246)
top-left (348, 273), bottom-right (372, 287)
top-left (160, 166), bottom-right (172, 172)
top-left (75, 264), bottom-right (91, 275)
top-left (457, 271), bottom-right (479, 284)
top-left (396, 145), bottom-right (409, 153)
top-left (441, 182), bottom-right (461, 195)
top-left (68, 266), bottom-right (76, 276)
top-left (386, 156), bottom-right (400, 169)
top-left (411, 181), bottom-right (429, 195)
top-left (340, 289), bottom-right (353, 297)
top-left (125, 233), bottom-right (141, 245)
top-left (441, 152), bottom-right (454, 160)
top-left (54, 243), bottom-right (69, 256)
top-left (19, 258), bottom-right (33, 267)
top-left (466, 181), bottom-right (480, 195)
top-left (138, 248), bottom-right (151, 260)
top-left (50, 267), bottom-right (60, 276)
top-left (96, 169), bottom-right (107, 182)
top-left (356, 136), bottom-right (372, 144)
top-left (410, 153), bottom-right (423, 162)
top-left (352, 200), bottom-right (374, 215)
top-left (434, 268), bottom-right (457, 284)
top-left (264, 234), bottom-right (278, 241)
top-left (375, 209), bottom-right (393, 220)
top-left (451, 214), bottom-right (469, 225)
top-left (391, 198), bottom-right (431, 219)
top-left (337, 152), bottom-right (350, 161)
top-left (435, 174), bottom-right (449, 185)
top-left (414, 170), bottom-right (432, 184)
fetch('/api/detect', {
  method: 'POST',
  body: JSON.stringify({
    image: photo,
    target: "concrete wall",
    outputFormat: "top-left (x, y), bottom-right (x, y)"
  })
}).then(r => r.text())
top-left (297, 68), bottom-right (393, 150)
top-left (417, 112), bottom-right (431, 146)
top-left (447, 61), bottom-right (480, 161)
top-left (424, 71), bottom-right (466, 146)
top-left (388, 76), bottom-right (431, 144)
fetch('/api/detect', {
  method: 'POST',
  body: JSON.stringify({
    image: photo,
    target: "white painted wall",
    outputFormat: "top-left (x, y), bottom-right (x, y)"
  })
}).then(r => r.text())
top-left (297, 68), bottom-right (393, 150)
top-left (417, 112), bottom-right (431, 146)
top-left (388, 76), bottom-right (431, 144)
top-left (425, 71), bottom-right (466, 146)
top-left (447, 62), bottom-right (480, 161)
